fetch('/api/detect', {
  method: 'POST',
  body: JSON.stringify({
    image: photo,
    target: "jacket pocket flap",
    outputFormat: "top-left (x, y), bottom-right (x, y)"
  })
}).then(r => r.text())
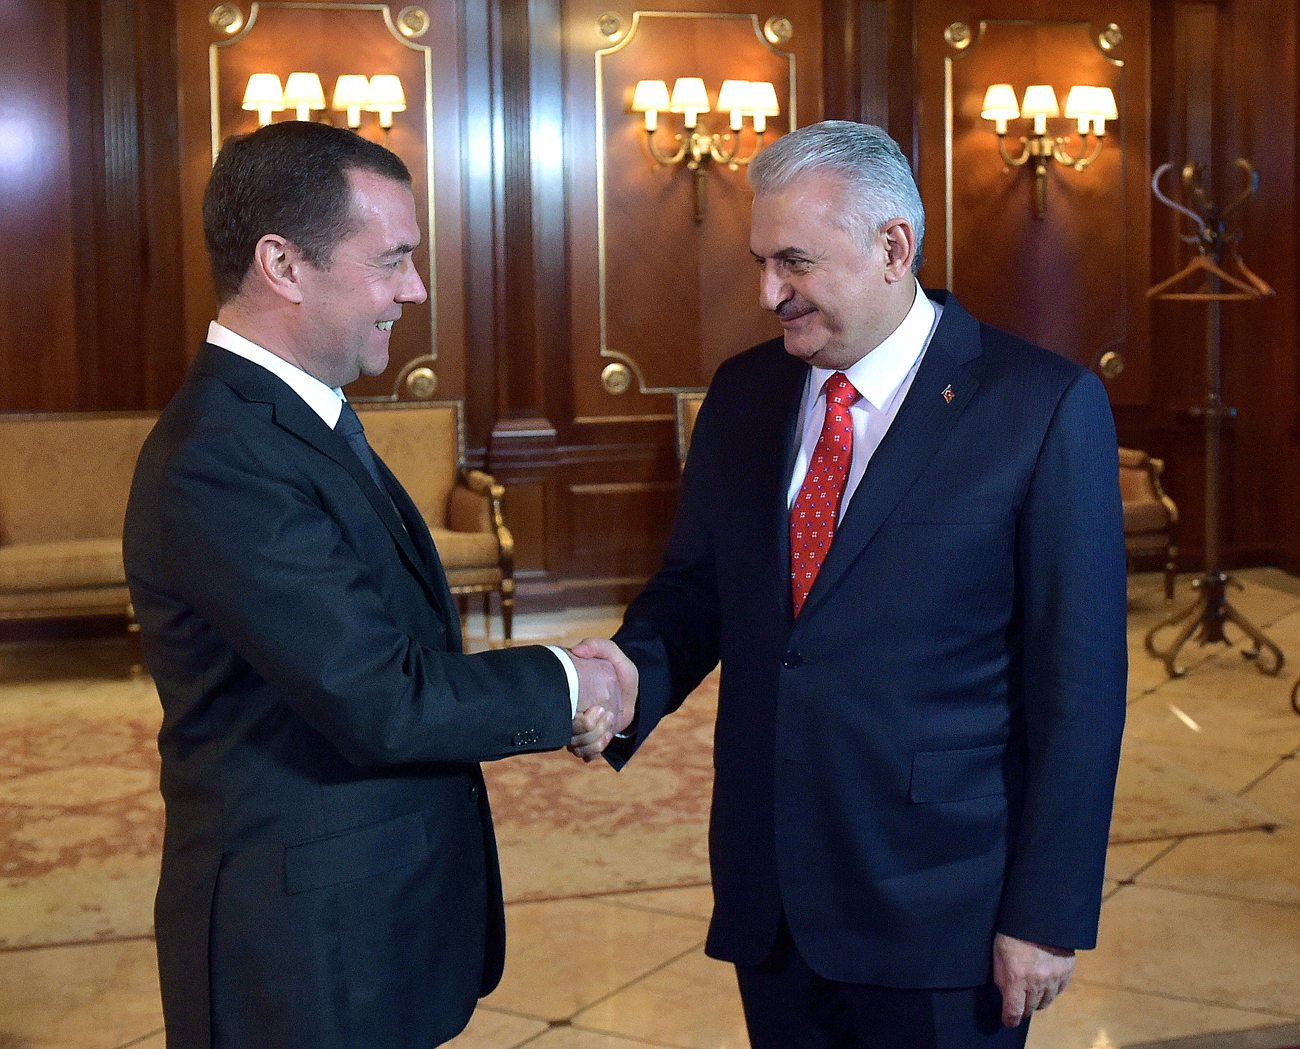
top-left (909, 743), bottom-right (1006, 803)
top-left (284, 810), bottom-right (428, 894)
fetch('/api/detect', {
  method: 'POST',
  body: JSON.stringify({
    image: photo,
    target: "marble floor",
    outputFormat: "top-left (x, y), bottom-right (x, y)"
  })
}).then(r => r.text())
top-left (1, 570), bottom-right (1299, 1049)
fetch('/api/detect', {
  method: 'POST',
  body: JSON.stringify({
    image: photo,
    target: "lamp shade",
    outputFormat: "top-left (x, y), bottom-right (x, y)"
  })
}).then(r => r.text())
top-left (242, 73), bottom-right (285, 126)
top-left (980, 83), bottom-right (1021, 120)
top-left (1092, 87), bottom-right (1118, 120)
top-left (332, 74), bottom-right (370, 128)
top-left (365, 74), bottom-right (406, 130)
top-left (746, 81), bottom-right (780, 116)
top-left (746, 81), bottom-right (780, 133)
top-left (669, 77), bottom-right (710, 113)
top-left (283, 72), bottom-right (325, 121)
top-left (631, 79), bottom-right (670, 112)
top-left (715, 80), bottom-right (750, 113)
top-left (1064, 85), bottom-right (1097, 118)
top-left (1020, 85), bottom-right (1060, 117)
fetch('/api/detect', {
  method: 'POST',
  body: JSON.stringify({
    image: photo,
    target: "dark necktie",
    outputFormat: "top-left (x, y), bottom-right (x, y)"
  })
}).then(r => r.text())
top-left (790, 372), bottom-right (857, 617)
top-left (335, 400), bottom-right (386, 492)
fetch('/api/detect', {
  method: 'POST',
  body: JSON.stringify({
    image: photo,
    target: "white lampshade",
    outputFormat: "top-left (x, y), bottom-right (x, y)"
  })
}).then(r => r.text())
top-left (631, 79), bottom-right (670, 112)
top-left (1020, 85), bottom-right (1060, 117)
top-left (283, 72), bottom-right (325, 121)
top-left (631, 79), bottom-right (670, 131)
top-left (1020, 84), bottom-right (1059, 135)
top-left (241, 73), bottom-right (285, 126)
top-left (669, 76), bottom-right (709, 127)
top-left (1090, 87), bottom-right (1118, 133)
top-left (366, 75), bottom-right (406, 129)
top-left (1064, 85), bottom-right (1097, 133)
top-left (716, 80), bottom-right (750, 130)
top-left (332, 74), bottom-right (370, 128)
top-left (746, 81), bottom-right (780, 133)
top-left (980, 83), bottom-right (1020, 120)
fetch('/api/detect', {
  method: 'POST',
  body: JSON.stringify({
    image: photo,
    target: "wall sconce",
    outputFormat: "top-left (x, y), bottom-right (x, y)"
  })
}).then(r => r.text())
top-left (242, 73), bottom-right (285, 126)
top-left (282, 72), bottom-right (326, 121)
top-left (980, 83), bottom-right (1117, 219)
top-left (631, 76), bottom-right (780, 223)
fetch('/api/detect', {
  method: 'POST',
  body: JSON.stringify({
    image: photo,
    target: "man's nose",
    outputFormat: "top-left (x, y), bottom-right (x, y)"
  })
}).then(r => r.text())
top-left (757, 263), bottom-right (790, 312)
top-left (399, 259), bottom-right (428, 305)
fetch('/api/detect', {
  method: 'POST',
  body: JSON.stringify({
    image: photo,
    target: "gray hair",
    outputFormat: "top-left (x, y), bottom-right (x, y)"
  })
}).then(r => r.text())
top-left (748, 120), bottom-right (926, 274)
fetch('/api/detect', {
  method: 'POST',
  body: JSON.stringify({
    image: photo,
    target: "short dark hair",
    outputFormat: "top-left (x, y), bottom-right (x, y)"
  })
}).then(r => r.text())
top-left (203, 121), bottom-right (412, 304)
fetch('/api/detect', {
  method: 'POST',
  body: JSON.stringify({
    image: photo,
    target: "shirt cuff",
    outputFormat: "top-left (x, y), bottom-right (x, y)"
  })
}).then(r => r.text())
top-left (545, 645), bottom-right (579, 718)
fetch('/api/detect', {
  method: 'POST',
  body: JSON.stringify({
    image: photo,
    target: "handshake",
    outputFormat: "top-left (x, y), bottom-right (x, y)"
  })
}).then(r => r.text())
top-left (566, 638), bottom-right (638, 762)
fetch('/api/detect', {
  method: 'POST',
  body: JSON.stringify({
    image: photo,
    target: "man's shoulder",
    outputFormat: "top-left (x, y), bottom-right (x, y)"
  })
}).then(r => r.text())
top-left (714, 335), bottom-right (802, 386)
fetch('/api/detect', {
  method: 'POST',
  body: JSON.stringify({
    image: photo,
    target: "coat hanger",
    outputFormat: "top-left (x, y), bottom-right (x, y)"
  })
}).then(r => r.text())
top-left (1147, 161), bottom-right (1273, 301)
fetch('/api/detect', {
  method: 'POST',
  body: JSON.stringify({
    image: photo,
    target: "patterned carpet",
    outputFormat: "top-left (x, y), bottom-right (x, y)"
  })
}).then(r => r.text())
top-left (0, 579), bottom-right (1293, 949)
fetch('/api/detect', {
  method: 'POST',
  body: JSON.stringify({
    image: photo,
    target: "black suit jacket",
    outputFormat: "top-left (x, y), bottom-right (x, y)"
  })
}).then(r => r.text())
top-left (611, 291), bottom-right (1127, 988)
top-left (124, 345), bottom-right (573, 1048)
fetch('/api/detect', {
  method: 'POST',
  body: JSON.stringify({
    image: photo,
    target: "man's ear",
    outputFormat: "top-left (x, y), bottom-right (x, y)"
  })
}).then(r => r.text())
top-left (251, 235), bottom-right (305, 304)
top-left (880, 219), bottom-right (916, 282)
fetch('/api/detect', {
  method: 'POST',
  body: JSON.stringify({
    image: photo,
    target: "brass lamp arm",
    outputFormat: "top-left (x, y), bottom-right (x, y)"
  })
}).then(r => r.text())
top-left (1053, 131), bottom-right (1104, 171)
top-left (645, 127), bottom-right (690, 166)
top-left (995, 132), bottom-right (1034, 169)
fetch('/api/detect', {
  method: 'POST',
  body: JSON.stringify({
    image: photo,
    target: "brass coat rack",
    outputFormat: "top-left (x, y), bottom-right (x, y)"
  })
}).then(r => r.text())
top-left (1143, 159), bottom-right (1284, 679)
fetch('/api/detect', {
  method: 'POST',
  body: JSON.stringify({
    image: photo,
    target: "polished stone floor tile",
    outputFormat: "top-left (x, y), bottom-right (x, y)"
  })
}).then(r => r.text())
top-left (441, 1007), bottom-right (549, 1048)
top-left (603, 884), bottom-right (715, 921)
top-left (483, 898), bottom-right (707, 1022)
top-left (1136, 826), bottom-right (1300, 906)
top-left (1084, 884), bottom-right (1300, 1018)
top-left (1105, 840), bottom-right (1175, 885)
top-left (1123, 676), bottom-right (1300, 758)
top-left (1241, 753), bottom-right (1300, 824)
top-left (526, 1027), bottom-right (681, 1048)
top-left (573, 946), bottom-right (750, 1049)
top-left (1025, 977), bottom-right (1290, 1049)
top-left (0, 937), bottom-right (161, 1049)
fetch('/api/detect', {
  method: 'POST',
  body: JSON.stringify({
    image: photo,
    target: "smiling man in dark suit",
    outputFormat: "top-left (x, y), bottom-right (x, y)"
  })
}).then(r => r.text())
top-left (124, 120), bottom-right (631, 1049)
top-left (575, 120), bottom-right (1127, 1048)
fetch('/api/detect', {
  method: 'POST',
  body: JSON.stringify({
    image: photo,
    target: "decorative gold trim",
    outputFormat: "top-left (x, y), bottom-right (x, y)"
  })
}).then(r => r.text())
top-left (943, 22), bottom-right (972, 50)
top-left (594, 10), bottom-right (796, 394)
top-left (1098, 22), bottom-right (1123, 52)
top-left (1098, 350), bottom-right (1124, 377)
top-left (601, 362), bottom-right (632, 394)
top-left (764, 15), bottom-right (793, 44)
top-left (596, 11), bottom-right (624, 39)
top-left (397, 6), bottom-right (429, 38)
top-left (209, 3), bottom-right (245, 34)
top-left (208, 2), bottom-right (438, 376)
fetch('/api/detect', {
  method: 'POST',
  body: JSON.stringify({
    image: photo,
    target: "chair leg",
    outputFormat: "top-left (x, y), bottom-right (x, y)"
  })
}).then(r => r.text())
top-left (482, 591), bottom-right (492, 640)
top-left (501, 581), bottom-right (514, 647)
top-left (1164, 543), bottom-right (1178, 602)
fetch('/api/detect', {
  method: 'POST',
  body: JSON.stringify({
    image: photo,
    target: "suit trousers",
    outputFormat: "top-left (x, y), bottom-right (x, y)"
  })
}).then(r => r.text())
top-left (734, 919), bottom-right (1030, 1049)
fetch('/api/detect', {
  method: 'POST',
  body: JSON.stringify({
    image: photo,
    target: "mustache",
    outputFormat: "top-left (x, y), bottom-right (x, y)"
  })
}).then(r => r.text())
top-left (775, 298), bottom-right (815, 321)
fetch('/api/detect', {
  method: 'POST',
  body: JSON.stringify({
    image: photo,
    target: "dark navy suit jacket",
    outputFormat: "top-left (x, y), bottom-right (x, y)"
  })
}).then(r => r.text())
top-left (124, 345), bottom-right (572, 1048)
top-left (611, 290), bottom-right (1127, 988)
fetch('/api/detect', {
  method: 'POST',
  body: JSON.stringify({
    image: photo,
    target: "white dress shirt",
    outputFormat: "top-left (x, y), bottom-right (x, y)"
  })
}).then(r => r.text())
top-left (786, 285), bottom-right (943, 520)
top-left (206, 322), bottom-right (579, 715)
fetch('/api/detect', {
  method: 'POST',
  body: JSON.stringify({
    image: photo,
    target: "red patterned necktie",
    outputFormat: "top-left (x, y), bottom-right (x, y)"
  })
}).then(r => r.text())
top-left (790, 372), bottom-right (857, 617)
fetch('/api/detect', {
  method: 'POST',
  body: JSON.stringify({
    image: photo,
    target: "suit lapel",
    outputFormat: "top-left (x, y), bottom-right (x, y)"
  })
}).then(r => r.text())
top-left (797, 292), bottom-right (984, 621)
top-left (196, 345), bottom-right (455, 629)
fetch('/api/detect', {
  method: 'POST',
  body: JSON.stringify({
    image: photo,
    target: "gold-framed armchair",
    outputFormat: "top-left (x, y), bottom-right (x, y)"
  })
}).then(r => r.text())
top-left (354, 400), bottom-right (515, 645)
top-left (1118, 446), bottom-right (1179, 601)
top-left (674, 389), bottom-right (707, 469)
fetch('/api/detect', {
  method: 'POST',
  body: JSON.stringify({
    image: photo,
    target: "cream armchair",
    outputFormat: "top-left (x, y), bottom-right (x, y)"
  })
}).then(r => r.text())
top-left (355, 400), bottom-right (515, 646)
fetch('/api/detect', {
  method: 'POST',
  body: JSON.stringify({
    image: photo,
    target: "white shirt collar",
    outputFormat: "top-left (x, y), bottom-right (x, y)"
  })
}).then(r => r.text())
top-left (207, 321), bottom-right (346, 428)
top-left (808, 282), bottom-right (938, 410)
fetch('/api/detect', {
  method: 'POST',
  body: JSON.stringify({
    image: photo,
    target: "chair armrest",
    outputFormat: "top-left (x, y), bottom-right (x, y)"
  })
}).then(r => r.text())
top-left (448, 470), bottom-right (515, 564)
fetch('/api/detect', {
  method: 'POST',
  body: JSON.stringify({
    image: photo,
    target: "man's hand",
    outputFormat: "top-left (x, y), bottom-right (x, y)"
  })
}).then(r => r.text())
top-left (567, 653), bottom-right (619, 761)
top-left (567, 638), bottom-right (638, 762)
top-left (992, 932), bottom-right (1076, 1028)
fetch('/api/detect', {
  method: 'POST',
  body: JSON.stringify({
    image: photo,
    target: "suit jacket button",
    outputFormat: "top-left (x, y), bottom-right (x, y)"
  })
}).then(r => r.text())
top-left (511, 729), bottom-right (538, 747)
top-left (783, 652), bottom-right (802, 668)
top-left (469, 784), bottom-right (480, 800)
